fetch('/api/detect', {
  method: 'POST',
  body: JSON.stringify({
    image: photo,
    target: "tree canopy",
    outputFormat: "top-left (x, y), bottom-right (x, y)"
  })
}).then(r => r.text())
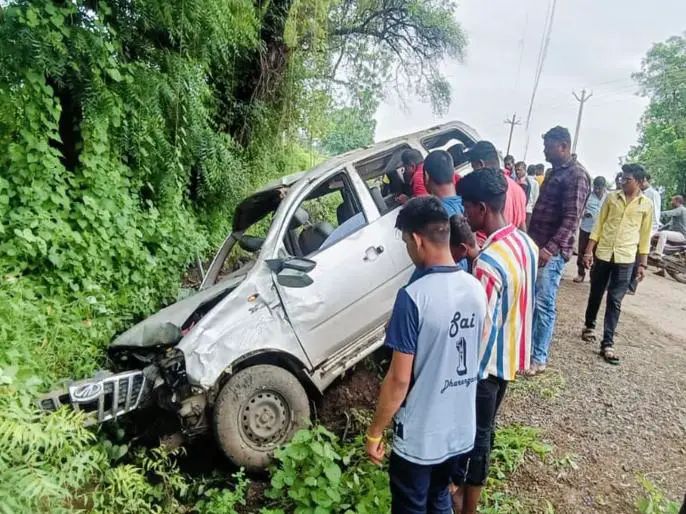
top-left (630, 34), bottom-right (686, 199)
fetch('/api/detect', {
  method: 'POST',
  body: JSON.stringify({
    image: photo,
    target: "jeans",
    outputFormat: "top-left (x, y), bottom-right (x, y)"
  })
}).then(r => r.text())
top-left (389, 452), bottom-right (462, 514)
top-left (584, 258), bottom-right (634, 348)
top-left (459, 375), bottom-right (508, 486)
top-left (531, 254), bottom-right (566, 365)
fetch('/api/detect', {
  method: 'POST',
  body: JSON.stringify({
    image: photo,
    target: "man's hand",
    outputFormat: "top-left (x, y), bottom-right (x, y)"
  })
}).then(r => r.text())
top-left (636, 264), bottom-right (646, 282)
top-left (365, 435), bottom-right (385, 466)
top-left (539, 248), bottom-right (553, 267)
top-left (582, 254), bottom-right (593, 269)
top-left (396, 194), bottom-right (409, 205)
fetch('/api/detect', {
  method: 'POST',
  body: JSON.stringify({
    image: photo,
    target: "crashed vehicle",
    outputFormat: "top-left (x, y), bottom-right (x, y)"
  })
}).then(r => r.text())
top-left (40, 122), bottom-right (479, 471)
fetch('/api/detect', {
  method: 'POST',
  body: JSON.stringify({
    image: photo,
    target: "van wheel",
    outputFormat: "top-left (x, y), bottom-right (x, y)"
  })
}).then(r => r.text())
top-left (213, 364), bottom-right (310, 472)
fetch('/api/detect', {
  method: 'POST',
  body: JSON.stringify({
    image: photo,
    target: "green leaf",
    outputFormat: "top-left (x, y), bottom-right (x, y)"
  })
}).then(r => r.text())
top-left (106, 68), bottom-right (123, 82)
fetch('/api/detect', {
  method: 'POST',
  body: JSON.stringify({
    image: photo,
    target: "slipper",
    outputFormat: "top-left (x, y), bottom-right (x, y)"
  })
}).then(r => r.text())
top-left (573, 275), bottom-right (585, 283)
top-left (581, 327), bottom-right (596, 342)
top-left (600, 347), bottom-right (620, 365)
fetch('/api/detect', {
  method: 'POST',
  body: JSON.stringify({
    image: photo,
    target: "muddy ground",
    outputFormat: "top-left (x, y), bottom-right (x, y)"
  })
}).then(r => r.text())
top-left (311, 263), bottom-right (686, 513)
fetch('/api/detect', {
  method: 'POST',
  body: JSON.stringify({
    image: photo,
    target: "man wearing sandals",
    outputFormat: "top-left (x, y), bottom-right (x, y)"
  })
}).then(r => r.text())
top-left (581, 164), bottom-right (653, 364)
top-left (450, 169), bottom-right (538, 514)
top-left (527, 127), bottom-right (590, 375)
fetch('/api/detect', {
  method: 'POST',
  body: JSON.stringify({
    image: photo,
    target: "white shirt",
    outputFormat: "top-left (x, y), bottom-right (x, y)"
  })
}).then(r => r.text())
top-left (525, 176), bottom-right (540, 214)
top-left (642, 186), bottom-right (661, 233)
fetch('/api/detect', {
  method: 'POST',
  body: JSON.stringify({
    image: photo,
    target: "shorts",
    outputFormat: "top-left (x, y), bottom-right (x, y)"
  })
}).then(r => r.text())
top-left (389, 452), bottom-right (468, 514)
top-left (452, 375), bottom-right (508, 487)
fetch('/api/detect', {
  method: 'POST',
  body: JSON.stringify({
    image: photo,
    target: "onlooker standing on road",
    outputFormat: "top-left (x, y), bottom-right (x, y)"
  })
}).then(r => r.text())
top-left (366, 197), bottom-right (488, 514)
top-left (518, 162), bottom-right (540, 229)
top-left (424, 150), bottom-right (464, 216)
top-left (450, 169), bottom-right (538, 514)
top-left (653, 195), bottom-right (686, 258)
top-left (628, 173), bottom-right (661, 293)
top-left (580, 164), bottom-right (653, 365)
top-left (527, 126), bottom-right (590, 375)
top-left (467, 141), bottom-right (527, 233)
top-left (574, 176), bottom-right (607, 283)
top-left (504, 155), bottom-right (516, 180)
top-left (534, 164), bottom-right (546, 186)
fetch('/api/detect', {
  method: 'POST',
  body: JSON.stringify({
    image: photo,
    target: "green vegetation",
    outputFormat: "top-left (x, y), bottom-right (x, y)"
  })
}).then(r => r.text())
top-left (0, 0), bottom-right (465, 511)
top-left (631, 34), bottom-right (686, 199)
top-left (635, 476), bottom-right (680, 514)
top-left (509, 370), bottom-right (566, 400)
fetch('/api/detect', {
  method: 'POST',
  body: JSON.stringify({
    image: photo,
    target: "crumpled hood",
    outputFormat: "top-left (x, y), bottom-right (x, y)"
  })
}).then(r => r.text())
top-left (110, 275), bottom-right (246, 348)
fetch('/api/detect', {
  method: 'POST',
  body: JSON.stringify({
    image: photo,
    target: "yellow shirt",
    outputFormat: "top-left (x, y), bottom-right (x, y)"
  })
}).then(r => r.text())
top-left (535, 175), bottom-right (545, 186)
top-left (590, 191), bottom-right (653, 264)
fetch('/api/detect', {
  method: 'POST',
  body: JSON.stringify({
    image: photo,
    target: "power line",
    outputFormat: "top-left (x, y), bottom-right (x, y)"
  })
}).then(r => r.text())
top-left (523, 0), bottom-right (558, 159)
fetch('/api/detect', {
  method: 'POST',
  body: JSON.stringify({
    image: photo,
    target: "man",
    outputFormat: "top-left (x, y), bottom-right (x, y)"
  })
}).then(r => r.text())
top-left (449, 215), bottom-right (479, 272)
top-left (517, 161), bottom-right (540, 229)
top-left (534, 164), bottom-right (546, 186)
top-left (451, 169), bottom-right (538, 514)
top-left (628, 173), bottom-right (661, 292)
top-left (653, 195), bottom-right (686, 258)
top-left (424, 150), bottom-right (464, 216)
top-left (504, 155), bottom-right (516, 180)
top-left (527, 126), bottom-right (590, 375)
top-left (467, 141), bottom-right (527, 233)
top-left (581, 164), bottom-right (652, 365)
top-left (401, 149), bottom-right (428, 198)
top-left (366, 196), bottom-right (488, 514)
top-left (574, 176), bottom-right (607, 283)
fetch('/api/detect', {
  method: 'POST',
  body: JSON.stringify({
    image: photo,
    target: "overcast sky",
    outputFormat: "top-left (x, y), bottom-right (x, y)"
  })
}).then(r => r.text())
top-left (375, 0), bottom-right (686, 180)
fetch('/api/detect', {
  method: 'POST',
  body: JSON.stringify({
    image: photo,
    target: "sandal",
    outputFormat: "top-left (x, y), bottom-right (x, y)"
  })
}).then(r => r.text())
top-left (573, 275), bottom-right (585, 283)
top-left (523, 362), bottom-right (546, 377)
top-left (600, 347), bottom-right (620, 365)
top-left (581, 327), bottom-right (596, 342)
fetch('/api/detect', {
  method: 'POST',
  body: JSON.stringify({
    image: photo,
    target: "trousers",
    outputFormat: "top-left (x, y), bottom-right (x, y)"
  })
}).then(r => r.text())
top-left (584, 258), bottom-right (634, 347)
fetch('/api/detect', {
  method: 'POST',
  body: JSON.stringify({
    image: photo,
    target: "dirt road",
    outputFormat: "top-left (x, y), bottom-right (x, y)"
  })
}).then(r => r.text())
top-left (501, 264), bottom-right (686, 513)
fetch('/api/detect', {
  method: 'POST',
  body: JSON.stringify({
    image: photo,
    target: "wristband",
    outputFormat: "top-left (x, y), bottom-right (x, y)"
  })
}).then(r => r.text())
top-left (366, 433), bottom-right (382, 443)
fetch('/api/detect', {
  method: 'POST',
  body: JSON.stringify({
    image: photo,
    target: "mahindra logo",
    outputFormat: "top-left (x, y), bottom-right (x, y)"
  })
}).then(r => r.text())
top-left (70, 382), bottom-right (103, 403)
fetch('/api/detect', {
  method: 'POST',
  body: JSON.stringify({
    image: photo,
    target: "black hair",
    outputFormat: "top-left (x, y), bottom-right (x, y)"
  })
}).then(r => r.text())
top-left (515, 161), bottom-right (527, 169)
top-left (542, 126), bottom-right (572, 146)
top-left (424, 150), bottom-right (455, 185)
top-left (457, 168), bottom-right (508, 213)
top-left (535, 163), bottom-right (545, 173)
top-left (621, 163), bottom-right (647, 182)
top-left (504, 155), bottom-right (515, 164)
top-left (450, 215), bottom-right (476, 248)
top-left (401, 148), bottom-right (423, 167)
top-left (592, 176), bottom-right (607, 187)
top-left (527, 164), bottom-right (537, 176)
top-left (468, 141), bottom-right (499, 168)
top-left (395, 196), bottom-right (450, 243)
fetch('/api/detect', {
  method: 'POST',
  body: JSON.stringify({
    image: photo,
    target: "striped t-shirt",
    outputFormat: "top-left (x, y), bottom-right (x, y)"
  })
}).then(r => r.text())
top-left (473, 225), bottom-right (538, 381)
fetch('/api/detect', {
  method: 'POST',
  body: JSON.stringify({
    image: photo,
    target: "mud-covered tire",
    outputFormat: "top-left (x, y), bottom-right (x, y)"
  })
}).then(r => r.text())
top-left (213, 365), bottom-right (310, 472)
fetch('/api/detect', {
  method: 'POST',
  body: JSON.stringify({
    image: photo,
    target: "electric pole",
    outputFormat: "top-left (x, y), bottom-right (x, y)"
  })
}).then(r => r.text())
top-left (572, 89), bottom-right (592, 153)
top-left (504, 113), bottom-right (520, 157)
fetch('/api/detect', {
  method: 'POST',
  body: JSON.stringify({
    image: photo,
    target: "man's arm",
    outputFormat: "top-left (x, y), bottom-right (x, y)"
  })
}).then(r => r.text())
top-left (544, 172), bottom-right (590, 257)
top-left (635, 205), bottom-right (653, 281)
top-left (367, 353), bottom-right (414, 437)
top-left (367, 289), bottom-right (418, 464)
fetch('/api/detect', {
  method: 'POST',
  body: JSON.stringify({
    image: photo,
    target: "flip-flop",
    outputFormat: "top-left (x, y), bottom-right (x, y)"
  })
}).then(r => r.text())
top-left (573, 276), bottom-right (585, 283)
top-left (581, 327), bottom-right (596, 342)
top-left (600, 347), bottom-right (620, 365)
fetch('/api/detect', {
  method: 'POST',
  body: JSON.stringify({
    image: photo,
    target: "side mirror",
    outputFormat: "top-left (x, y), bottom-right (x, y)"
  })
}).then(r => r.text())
top-left (266, 257), bottom-right (317, 273)
top-left (276, 268), bottom-right (314, 288)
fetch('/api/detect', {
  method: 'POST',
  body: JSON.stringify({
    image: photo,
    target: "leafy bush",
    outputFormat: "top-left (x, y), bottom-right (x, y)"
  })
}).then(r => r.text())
top-left (636, 476), bottom-right (680, 514)
top-left (194, 470), bottom-right (250, 514)
top-left (263, 426), bottom-right (391, 514)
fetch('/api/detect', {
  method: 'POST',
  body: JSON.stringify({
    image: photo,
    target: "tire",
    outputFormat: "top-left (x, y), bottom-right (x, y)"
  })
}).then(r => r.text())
top-left (213, 364), bottom-right (310, 471)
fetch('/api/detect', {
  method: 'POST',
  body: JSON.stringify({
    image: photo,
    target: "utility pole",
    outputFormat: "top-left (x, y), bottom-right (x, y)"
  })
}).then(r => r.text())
top-left (504, 113), bottom-right (520, 157)
top-left (572, 89), bottom-right (593, 153)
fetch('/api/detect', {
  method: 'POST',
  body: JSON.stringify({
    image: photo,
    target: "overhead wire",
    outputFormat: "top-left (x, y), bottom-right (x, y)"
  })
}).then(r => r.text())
top-left (523, 0), bottom-right (558, 159)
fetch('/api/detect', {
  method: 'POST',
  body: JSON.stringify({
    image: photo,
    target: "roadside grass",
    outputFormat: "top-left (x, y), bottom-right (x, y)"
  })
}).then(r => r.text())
top-left (509, 369), bottom-right (566, 400)
top-left (635, 475), bottom-right (681, 514)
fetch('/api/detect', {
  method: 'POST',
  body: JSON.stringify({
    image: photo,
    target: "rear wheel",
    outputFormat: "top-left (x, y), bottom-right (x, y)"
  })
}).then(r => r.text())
top-left (213, 365), bottom-right (310, 471)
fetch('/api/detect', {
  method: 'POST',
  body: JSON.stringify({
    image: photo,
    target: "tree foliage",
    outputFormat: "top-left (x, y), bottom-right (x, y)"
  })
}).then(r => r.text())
top-left (630, 34), bottom-right (686, 199)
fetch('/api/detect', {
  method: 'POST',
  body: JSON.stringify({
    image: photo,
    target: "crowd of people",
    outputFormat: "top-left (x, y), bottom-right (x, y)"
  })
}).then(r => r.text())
top-left (363, 125), bottom-right (686, 513)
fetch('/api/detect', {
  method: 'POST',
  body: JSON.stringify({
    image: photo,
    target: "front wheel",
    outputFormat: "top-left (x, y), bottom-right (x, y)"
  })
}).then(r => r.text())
top-left (213, 364), bottom-right (310, 472)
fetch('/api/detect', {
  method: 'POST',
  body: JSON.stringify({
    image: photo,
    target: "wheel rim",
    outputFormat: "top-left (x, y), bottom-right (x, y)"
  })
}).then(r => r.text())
top-left (239, 390), bottom-right (290, 450)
